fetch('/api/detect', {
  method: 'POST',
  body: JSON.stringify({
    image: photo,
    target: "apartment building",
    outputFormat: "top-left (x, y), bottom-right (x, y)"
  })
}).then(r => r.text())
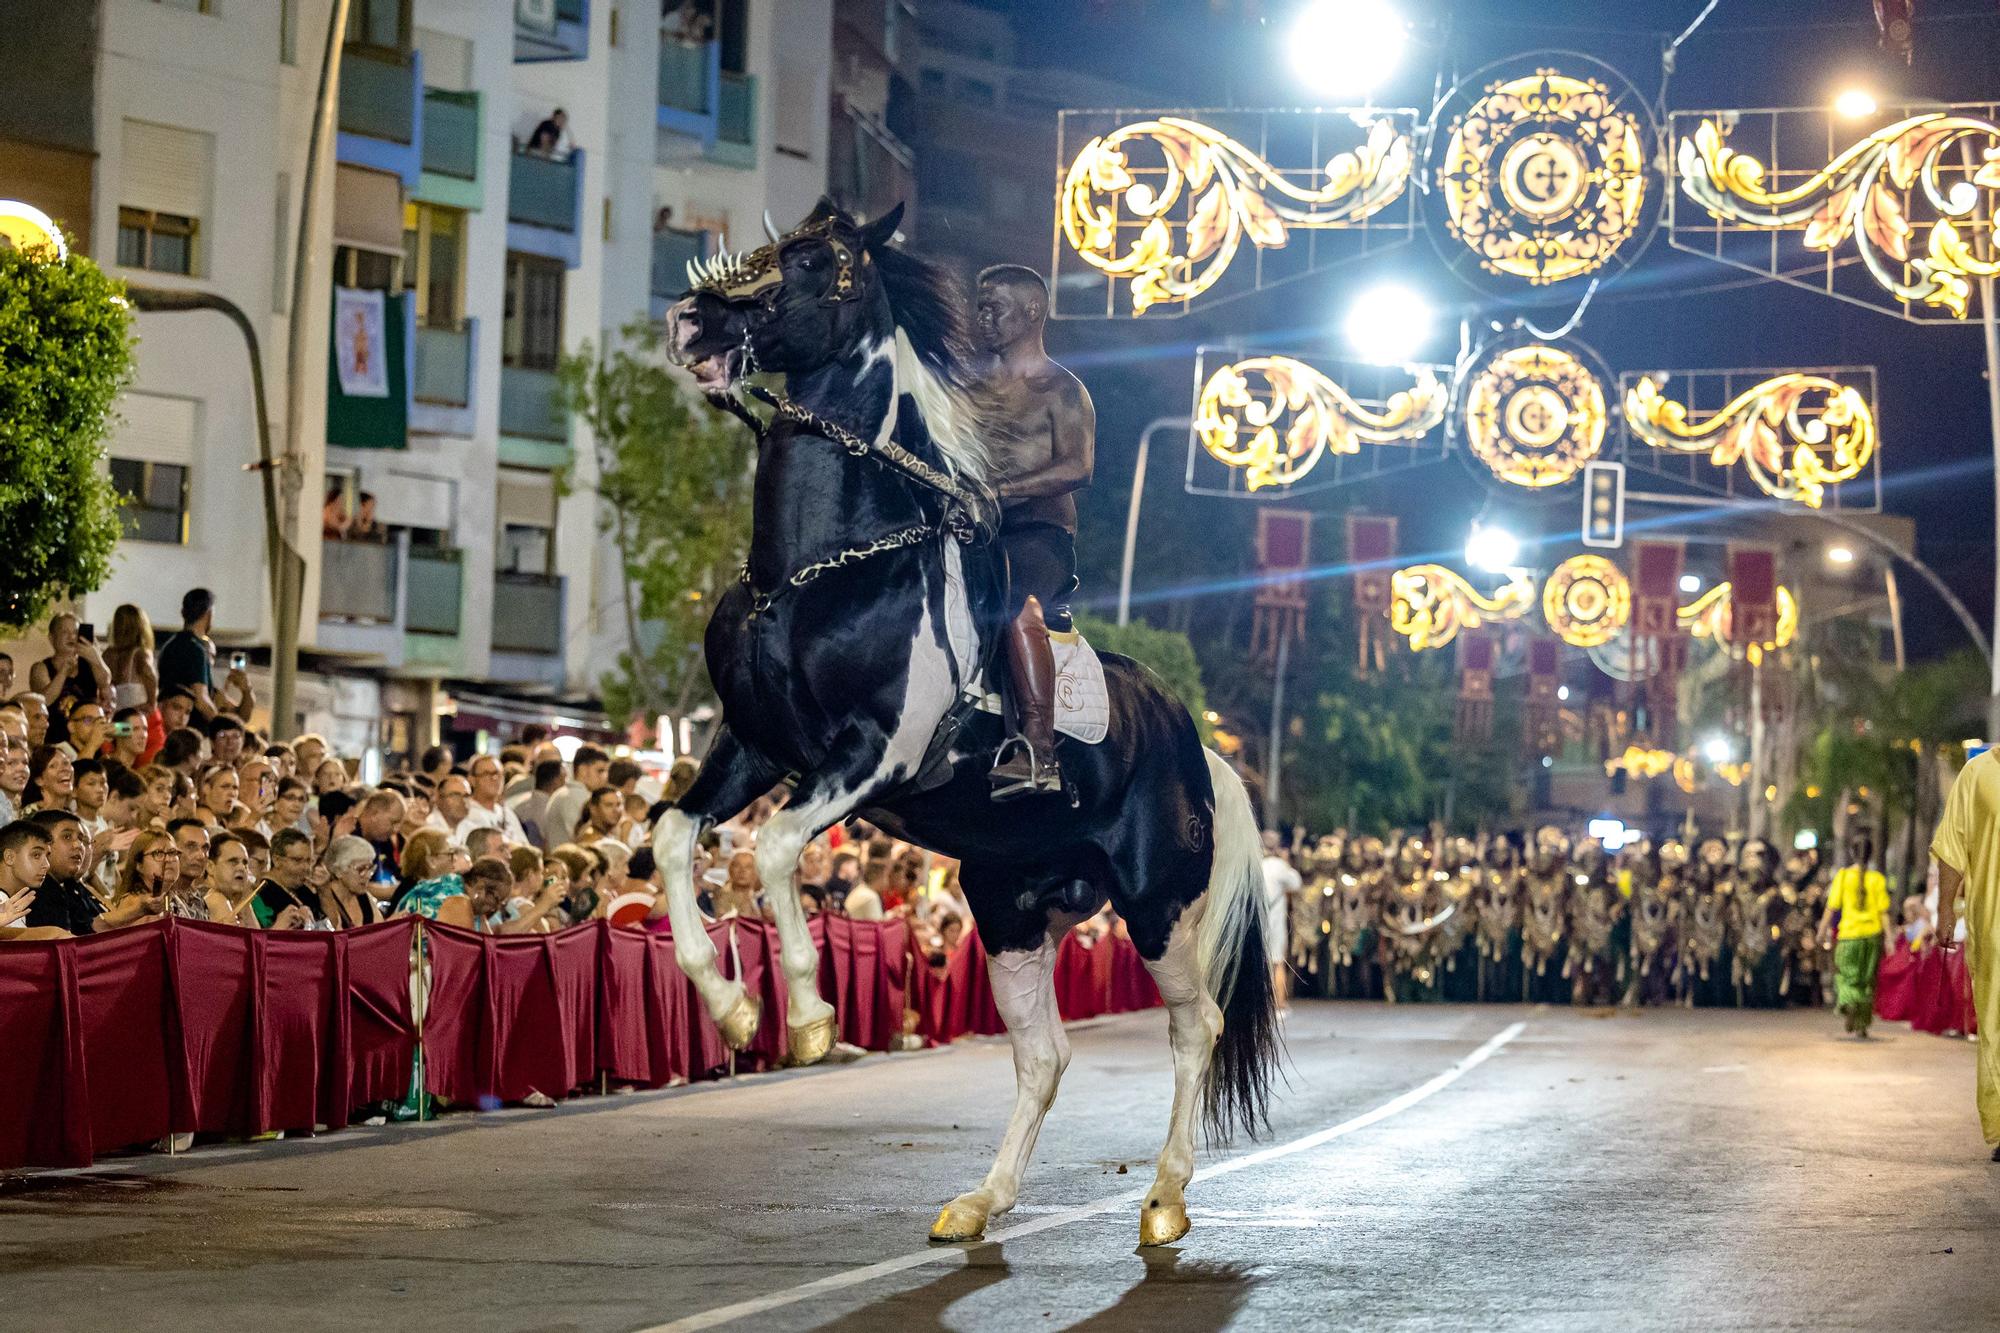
top-left (2, 0), bottom-right (830, 760)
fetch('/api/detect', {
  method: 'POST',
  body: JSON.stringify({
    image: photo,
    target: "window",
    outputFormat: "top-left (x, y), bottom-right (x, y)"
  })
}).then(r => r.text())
top-left (500, 523), bottom-right (553, 575)
top-left (503, 252), bottom-right (565, 369)
top-left (110, 459), bottom-right (191, 544)
top-left (334, 244), bottom-right (401, 292)
top-left (117, 208), bottom-right (198, 275)
top-left (345, 0), bottom-right (407, 51)
top-left (402, 202), bottom-right (464, 326)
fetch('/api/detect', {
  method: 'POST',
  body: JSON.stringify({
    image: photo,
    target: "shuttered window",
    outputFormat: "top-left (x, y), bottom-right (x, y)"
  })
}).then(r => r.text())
top-left (121, 120), bottom-right (212, 221)
top-left (108, 392), bottom-right (198, 545)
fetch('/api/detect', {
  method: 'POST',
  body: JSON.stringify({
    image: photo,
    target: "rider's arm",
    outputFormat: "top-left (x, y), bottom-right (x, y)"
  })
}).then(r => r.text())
top-left (997, 380), bottom-right (1095, 500)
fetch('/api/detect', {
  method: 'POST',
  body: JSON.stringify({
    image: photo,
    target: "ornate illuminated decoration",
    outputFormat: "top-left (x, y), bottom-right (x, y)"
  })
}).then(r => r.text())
top-left (1193, 356), bottom-right (1447, 491)
top-left (1439, 70), bottom-right (1648, 284)
top-left (1677, 582), bottom-right (1800, 664)
top-left (1678, 113), bottom-right (2000, 319)
top-left (1058, 115), bottom-right (1413, 314)
top-left (1542, 555), bottom-right (1631, 648)
top-left (1462, 343), bottom-right (1607, 488)
top-left (0, 200), bottom-right (67, 261)
top-left (1623, 374), bottom-right (1876, 509)
top-left (1604, 745), bottom-right (1678, 780)
top-left (1390, 564), bottom-right (1535, 652)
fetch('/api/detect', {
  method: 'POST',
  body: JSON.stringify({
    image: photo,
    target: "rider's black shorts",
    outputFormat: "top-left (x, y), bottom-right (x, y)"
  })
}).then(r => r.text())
top-left (1001, 522), bottom-right (1077, 633)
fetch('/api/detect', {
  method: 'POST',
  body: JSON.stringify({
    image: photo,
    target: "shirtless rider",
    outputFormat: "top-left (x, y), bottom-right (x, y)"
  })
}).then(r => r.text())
top-left (975, 265), bottom-right (1096, 801)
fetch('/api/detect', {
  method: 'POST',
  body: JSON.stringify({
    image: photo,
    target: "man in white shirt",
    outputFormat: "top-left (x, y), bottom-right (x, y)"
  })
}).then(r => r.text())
top-left (466, 752), bottom-right (528, 845)
top-left (426, 774), bottom-right (485, 846)
top-left (1260, 831), bottom-right (1301, 1016)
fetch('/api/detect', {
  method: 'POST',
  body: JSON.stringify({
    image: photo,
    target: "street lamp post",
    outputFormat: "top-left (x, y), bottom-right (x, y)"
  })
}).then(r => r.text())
top-left (1117, 416), bottom-right (1189, 627)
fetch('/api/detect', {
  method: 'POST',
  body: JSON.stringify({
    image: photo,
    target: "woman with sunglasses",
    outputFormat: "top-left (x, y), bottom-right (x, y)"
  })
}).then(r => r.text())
top-left (118, 828), bottom-right (231, 922)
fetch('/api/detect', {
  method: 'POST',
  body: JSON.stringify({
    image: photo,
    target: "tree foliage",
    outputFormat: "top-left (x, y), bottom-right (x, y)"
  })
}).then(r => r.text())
top-left (556, 320), bottom-right (753, 727)
top-left (0, 242), bottom-right (133, 628)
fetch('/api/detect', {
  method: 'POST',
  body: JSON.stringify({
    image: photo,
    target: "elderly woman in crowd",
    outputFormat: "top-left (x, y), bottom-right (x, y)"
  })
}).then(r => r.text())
top-left (195, 763), bottom-right (239, 829)
top-left (321, 834), bottom-right (389, 928)
top-left (391, 827), bottom-right (474, 928)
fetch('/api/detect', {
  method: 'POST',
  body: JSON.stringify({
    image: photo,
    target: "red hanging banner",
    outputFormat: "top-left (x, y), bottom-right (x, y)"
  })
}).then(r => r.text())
top-left (1632, 540), bottom-right (1683, 639)
top-left (1729, 547), bottom-right (1779, 647)
top-left (1251, 508), bottom-right (1312, 663)
top-left (1456, 630), bottom-right (1496, 744)
top-left (1525, 636), bottom-right (1560, 754)
top-left (1346, 512), bottom-right (1397, 674)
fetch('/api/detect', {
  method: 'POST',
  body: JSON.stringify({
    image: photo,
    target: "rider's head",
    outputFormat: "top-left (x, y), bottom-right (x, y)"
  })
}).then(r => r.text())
top-left (975, 265), bottom-right (1047, 355)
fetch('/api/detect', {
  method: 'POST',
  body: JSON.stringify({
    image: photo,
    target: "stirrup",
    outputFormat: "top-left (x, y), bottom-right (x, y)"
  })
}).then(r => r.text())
top-left (990, 735), bottom-right (1061, 800)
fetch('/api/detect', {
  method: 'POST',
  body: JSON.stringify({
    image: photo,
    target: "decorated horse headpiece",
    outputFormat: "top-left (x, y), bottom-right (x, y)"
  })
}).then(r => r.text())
top-left (685, 205), bottom-right (865, 306)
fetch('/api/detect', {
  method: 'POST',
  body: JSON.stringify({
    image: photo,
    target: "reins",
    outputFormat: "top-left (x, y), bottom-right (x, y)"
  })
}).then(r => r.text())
top-left (716, 333), bottom-right (988, 617)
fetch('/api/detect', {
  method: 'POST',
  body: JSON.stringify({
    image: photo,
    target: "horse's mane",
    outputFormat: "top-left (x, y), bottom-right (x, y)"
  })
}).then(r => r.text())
top-left (873, 244), bottom-right (999, 489)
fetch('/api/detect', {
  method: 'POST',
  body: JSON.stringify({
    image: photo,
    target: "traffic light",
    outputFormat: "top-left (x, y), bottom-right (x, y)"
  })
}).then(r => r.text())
top-left (1580, 460), bottom-right (1625, 549)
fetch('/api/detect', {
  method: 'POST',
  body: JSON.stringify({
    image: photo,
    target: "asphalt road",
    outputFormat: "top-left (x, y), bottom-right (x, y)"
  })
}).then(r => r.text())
top-left (5, 1001), bottom-right (1996, 1332)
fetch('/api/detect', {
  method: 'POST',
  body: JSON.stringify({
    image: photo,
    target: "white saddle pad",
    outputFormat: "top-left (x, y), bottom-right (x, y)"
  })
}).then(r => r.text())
top-left (944, 545), bottom-right (1108, 745)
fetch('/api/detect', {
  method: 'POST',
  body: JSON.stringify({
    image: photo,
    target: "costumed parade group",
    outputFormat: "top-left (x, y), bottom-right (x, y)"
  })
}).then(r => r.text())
top-left (1283, 827), bottom-right (1920, 1031)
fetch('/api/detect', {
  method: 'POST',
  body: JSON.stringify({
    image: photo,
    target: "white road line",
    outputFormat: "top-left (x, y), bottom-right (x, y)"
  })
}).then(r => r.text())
top-left (640, 1020), bottom-right (1527, 1333)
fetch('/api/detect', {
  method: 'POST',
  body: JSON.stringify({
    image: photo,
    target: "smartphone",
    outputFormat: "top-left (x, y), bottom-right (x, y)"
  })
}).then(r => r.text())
top-left (230, 652), bottom-right (249, 671)
top-left (78, 622), bottom-right (95, 643)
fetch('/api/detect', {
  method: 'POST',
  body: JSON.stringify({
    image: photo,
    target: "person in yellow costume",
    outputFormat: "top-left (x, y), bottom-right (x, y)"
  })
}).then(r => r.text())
top-left (1817, 831), bottom-right (1890, 1038)
top-left (1930, 746), bottom-right (2000, 1159)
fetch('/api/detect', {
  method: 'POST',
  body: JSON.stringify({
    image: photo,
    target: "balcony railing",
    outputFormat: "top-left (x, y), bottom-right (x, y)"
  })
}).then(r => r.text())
top-left (658, 38), bottom-right (712, 114)
top-left (515, 0), bottom-right (589, 62)
top-left (338, 48), bottom-right (416, 144)
top-left (406, 547), bottom-right (465, 636)
top-left (492, 572), bottom-right (565, 654)
top-left (320, 537), bottom-right (398, 623)
top-left (500, 364), bottom-right (566, 441)
top-left (717, 72), bottom-right (754, 145)
top-left (422, 89), bottom-right (479, 179)
top-left (507, 144), bottom-right (580, 231)
top-left (651, 228), bottom-right (707, 301)
top-left (414, 321), bottom-right (472, 407)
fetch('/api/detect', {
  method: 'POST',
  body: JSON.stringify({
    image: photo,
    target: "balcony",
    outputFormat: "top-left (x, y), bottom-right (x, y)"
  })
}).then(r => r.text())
top-left (321, 536), bottom-right (398, 624)
top-left (336, 46), bottom-right (424, 189)
top-left (657, 37), bottom-right (720, 156)
top-left (492, 572), bottom-right (565, 656)
top-left (405, 546), bottom-right (464, 636)
top-left (708, 72), bottom-right (756, 167)
top-left (650, 227), bottom-right (707, 319)
top-left (506, 145), bottom-right (584, 267)
top-left (410, 317), bottom-right (477, 437)
top-left (499, 364), bottom-right (567, 449)
top-left (516, 0), bottom-right (589, 62)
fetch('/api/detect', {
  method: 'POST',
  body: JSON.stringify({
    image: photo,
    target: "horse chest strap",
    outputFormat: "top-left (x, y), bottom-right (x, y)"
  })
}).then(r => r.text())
top-left (741, 521), bottom-right (937, 616)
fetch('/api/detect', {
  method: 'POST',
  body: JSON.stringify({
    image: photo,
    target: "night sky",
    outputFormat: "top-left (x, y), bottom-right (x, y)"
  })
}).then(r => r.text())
top-left (961, 0), bottom-right (2000, 662)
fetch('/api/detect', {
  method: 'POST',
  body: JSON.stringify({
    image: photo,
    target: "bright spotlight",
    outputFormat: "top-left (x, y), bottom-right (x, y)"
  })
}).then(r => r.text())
top-left (1556, 685), bottom-right (1571, 702)
top-left (1679, 573), bottom-right (1702, 594)
top-left (1465, 523), bottom-right (1521, 573)
top-left (1834, 88), bottom-right (1878, 119)
top-left (1291, 0), bottom-right (1407, 98)
top-left (1345, 282), bottom-right (1432, 365)
top-left (1702, 735), bottom-right (1732, 764)
top-left (1827, 544), bottom-right (1856, 566)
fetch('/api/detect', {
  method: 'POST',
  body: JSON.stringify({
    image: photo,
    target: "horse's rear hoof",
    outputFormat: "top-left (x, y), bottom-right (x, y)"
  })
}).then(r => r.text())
top-left (786, 1011), bottom-right (836, 1066)
top-left (929, 1197), bottom-right (990, 1243)
top-left (1139, 1199), bottom-right (1189, 1247)
top-left (718, 991), bottom-right (762, 1052)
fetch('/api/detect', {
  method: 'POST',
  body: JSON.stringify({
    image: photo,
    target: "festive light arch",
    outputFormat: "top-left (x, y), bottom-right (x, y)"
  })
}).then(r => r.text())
top-left (1623, 373), bottom-right (1876, 509)
top-left (1192, 355), bottom-right (1447, 491)
top-left (1543, 555), bottom-right (1631, 648)
top-left (1389, 564), bottom-right (1536, 651)
top-left (1461, 342), bottom-right (1607, 488)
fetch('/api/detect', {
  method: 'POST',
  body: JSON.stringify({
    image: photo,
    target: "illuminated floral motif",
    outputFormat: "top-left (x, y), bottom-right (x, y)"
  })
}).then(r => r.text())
top-left (1604, 745), bottom-right (1679, 780)
top-left (1677, 582), bottom-right (1800, 665)
top-left (1462, 343), bottom-right (1606, 488)
top-left (1440, 70), bottom-right (1649, 284)
top-left (1193, 356), bottom-right (1447, 491)
top-left (0, 200), bottom-right (67, 261)
top-left (1624, 373), bottom-right (1876, 509)
top-left (1542, 555), bottom-right (1631, 648)
top-left (1678, 113), bottom-right (2000, 318)
top-left (1059, 115), bottom-right (1413, 314)
top-left (1390, 564), bottom-right (1536, 652)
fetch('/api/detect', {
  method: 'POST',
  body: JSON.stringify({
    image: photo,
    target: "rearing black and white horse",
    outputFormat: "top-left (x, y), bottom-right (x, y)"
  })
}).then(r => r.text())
top-left (659, 199), bottom-right (1276, 1247)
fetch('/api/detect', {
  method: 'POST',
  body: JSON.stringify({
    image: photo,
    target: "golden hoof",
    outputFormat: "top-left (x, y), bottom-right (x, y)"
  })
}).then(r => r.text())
top-left (717, 991), bottom-right (762, 1052)
top-left (1138, 1201), bottom-right (1190, 1247)
top-left (929, 1200), bottom-right (989, 1243)
top-left (786, 1011), bottom-right (837, 1067)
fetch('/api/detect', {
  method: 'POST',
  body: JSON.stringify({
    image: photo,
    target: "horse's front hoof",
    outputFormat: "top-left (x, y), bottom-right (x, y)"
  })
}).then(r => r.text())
top-left (787, 1011), bottom-right (837, 1067)
top-left (1138, 1198), bottom-right (1189, 1247)
top-left (929, 1194), bottom-right (991, 1242)
top-left (718, 990), bottom-right (762, 1052)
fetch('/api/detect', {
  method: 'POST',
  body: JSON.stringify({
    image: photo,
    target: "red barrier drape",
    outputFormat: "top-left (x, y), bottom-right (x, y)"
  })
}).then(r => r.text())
top-left (909, 928), bottom-right (1162, 1044)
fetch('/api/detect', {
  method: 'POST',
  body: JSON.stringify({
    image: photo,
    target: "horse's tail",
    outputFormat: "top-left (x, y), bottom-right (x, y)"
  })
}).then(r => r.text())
top-left (1195, 748), bottom-right (1279, 1144)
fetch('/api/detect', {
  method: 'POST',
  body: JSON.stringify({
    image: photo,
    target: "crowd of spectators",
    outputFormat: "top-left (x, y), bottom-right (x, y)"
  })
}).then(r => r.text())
top-left (0, 590), bottom-right (993, 969)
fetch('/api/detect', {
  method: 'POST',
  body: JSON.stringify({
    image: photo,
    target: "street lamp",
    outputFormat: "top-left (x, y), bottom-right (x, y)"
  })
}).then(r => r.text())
top-left (1290, 0), bottom-right (1407, 98)
top-left (1834, 88), bottom-right (1878, 118)
top-left (1826, 544), bottom-right (1856, 566)
top-left (1702, 735), bottom-right (1733, 764)
top-left (1465, 522), bottom-right (1521, 573)
top-left (1344, 282), bottom-right (1432, 365)
top-left (1679, 573), bottom-right (1702, 594)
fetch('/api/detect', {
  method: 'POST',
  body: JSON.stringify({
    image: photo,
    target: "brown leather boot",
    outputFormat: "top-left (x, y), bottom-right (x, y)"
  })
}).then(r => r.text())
top-left (990, 596), bottom-right (1062, 799)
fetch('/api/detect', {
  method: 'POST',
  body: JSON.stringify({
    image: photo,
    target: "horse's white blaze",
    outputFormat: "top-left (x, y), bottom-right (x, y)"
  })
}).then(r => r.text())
top-left (650, 807), bottom-right (744, 1019)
